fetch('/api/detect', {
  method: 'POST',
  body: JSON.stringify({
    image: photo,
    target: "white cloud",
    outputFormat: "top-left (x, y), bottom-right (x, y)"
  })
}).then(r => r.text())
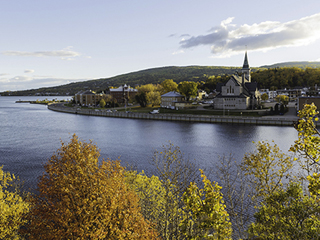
top-left (179, 13), bottom-right (320, 57)
top-left (2, 46), bottom-right (84, 60)
top-left (24, 69), bottom-right (35, 73)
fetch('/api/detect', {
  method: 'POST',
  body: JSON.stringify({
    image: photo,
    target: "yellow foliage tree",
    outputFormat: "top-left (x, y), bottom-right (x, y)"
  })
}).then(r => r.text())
top-left (0, 166), bottom-right (29, 239)
top-left (23, 134), bottom-right (158, 239)
top-left (181, 169), bottom-right (232, 239)
top-left (241, 141), bottom-right (294, 202)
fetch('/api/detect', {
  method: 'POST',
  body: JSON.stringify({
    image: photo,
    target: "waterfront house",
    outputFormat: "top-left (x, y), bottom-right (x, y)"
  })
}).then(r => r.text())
top-left (161, 91), bottom-right (185, 108)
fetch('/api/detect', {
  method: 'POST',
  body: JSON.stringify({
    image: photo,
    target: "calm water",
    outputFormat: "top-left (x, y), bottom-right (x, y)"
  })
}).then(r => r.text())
top-left (0, 96), bottom-right (298, 190)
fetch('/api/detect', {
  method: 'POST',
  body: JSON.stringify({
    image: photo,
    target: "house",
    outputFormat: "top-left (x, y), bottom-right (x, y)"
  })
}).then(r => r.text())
top-left (109, 84), bottom-right (138, 104)
top-left (74, 90), bottom-right (106, 106)
top-left (160, 91), bottom-right (185, 108)
top-left (213, 52), bottom-right (261, 110)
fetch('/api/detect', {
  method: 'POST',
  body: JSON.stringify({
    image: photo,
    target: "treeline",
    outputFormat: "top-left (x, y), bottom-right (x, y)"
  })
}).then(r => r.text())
top-left (252, 67), bottom-right (320, 90)
top-left (2, 104), bottom-right (320, 239)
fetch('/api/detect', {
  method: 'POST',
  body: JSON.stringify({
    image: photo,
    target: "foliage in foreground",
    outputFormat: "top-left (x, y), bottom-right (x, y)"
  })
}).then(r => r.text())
top-left (248, 182), bottom-right (320, 240)
top-left (22, 134), bottom-right (158, 239)
top-left (181, 169), bottom-right (232, 239)
top-left (0, 166), bottom-right (29, 239)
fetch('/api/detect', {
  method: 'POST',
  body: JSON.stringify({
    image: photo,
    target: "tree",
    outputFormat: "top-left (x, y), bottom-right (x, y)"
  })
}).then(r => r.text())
top-left (148, 91), bottom-right (161, 107)
top-left (261, 93), bottom-right (269, 101)
top-left (248, 182), bottom-right (320, 240)
top-left (0, 166), bottom-right (29, 239)
top-left (135, 92), bottom-right (148, 107)
top-left (275, 94), bottom-right (289, 106)
top-left (177, 81), bottom-right (198, 101)
top-left (215, 155), bottom-right (254, 240)
top-left (125, 170), bottom-right (166, 236)
top-left (181, 169), bottom-right (232, 240)
top-left (290, 103), bottom-right (320, 193)
top-left (149, 142), bottom-right (201, 240)
top-left (99, 99), bottom-right (106, 108)
top-left (23, 134), bottom-right (158, 239)
top-left (161, 79), bottom-right (178, 93)
top-left (241, 141), bottom-right (294, 203)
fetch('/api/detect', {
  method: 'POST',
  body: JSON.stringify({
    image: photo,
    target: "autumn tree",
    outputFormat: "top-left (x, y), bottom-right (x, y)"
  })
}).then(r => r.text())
top-left (161, 79), bottom-right (178, 93)
top-left (215, 155), bottom-right (254, 240)
top-left (275, 94), bottom-right (289, 106)
top-left (136, 84), bottom-right (162, 107)
top-left (241, 141), bottom-right (294, 203)
top-left (0, 166), bottom-right (29, 239)
top-left (23, 134), bottom-right (158, 239)
top-left (177, 81), bottom-right (198, 101)
top-left (125, 170), bottom-right (166, 236)
top-left (149, 142), bottom-right (201, 240)
top-left (290, 103), bottom-right (320, 193)
top-left (181, 169), bottom-right (232, 240)
top-left (248, 182), bottom-right (320, 240)
top-left (99, 99), bottom-right (106, 108)
top-left (261, 93), bottom-right (269, 101)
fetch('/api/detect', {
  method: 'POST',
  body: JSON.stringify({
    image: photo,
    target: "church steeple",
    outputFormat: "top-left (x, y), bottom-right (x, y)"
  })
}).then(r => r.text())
top-left (243, 51), bottom-right (249, 69)
top-left (241, 51), bottom-right (251, 82)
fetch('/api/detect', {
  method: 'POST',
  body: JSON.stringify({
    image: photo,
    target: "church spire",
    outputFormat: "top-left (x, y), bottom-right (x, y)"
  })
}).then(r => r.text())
top-left (243, 51), bottom-right (249, 69)
top-left (241, 51), bottom-right (251, 82)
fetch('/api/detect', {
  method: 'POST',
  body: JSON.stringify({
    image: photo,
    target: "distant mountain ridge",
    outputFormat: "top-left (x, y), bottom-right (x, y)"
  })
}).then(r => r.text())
top-left (2, 62), bottom-right (320, 96)
top-left (260, 61), bottom-right (320, 69)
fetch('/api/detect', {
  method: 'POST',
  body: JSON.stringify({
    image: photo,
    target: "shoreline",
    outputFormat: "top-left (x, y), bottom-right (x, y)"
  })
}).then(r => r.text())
top-left (47, 103), bottom-right (304, 127)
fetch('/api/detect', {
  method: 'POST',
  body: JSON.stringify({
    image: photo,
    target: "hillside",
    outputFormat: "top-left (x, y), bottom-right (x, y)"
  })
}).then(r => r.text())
top-left (1, 66), bottom-right (255, 96)
top-left (260, 61), bottom-right (320, 69)
top-left (2, 61), bottom-right (320, 96)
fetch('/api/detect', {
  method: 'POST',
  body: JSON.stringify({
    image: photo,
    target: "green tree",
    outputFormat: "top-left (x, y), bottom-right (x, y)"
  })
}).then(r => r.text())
top-left (181, 169), bottom-right (232, 240)
top-left (248, 182), bottom-right (320, 240)
top-left (0, 166), bottom-right (29, 239)
top-left (99, 99), bottom-right (106, 108)
top-left (161, 79), bottom-right (178, 93)
top-left (177, 81), bottom-right (198, 101)
top-left (23, 134), bottom-right (158, 239)
top-left (135, 92), bottom-right (148, 107)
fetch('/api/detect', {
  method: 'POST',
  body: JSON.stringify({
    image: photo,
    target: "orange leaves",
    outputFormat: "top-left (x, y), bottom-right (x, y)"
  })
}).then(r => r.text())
top-left (23, 134), bottom-right (159, 239)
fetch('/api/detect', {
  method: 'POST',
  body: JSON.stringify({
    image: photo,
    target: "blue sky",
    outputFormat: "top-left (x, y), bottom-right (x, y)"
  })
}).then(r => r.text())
top-left (1, 0), bottom-right (320, 92)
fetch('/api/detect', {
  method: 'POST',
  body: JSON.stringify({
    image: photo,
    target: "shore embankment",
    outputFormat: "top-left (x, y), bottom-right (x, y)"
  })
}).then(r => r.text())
top-left (47, 103), bottom-right (307, 127)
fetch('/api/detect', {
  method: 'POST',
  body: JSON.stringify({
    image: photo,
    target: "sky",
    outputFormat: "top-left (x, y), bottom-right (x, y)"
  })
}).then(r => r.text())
top-left (1, 0), bottom-right (320, 92)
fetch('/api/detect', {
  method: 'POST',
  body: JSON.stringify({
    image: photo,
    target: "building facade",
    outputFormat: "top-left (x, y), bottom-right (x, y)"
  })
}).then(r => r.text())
top-left (74, 90), bottom-right (106, 106)
top-left (109, 84), bottom-right (138, 104)
top-left (161, 91), bottom-right (185, 108)
top-left (213, 52), bottom-right (261, 110)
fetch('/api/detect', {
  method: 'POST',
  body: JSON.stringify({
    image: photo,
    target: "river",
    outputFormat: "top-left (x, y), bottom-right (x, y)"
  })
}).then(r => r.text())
top-left (0, 96), bottom-right (298, 191)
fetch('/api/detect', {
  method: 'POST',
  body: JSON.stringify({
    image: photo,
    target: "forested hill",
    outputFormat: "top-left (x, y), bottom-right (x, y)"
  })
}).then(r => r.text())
top-left (261, 61), bottom-right (320, 69)
top-left (2, 62), bottom-right (320, 96)
top-left (1, 66), bottom-right (253, 96)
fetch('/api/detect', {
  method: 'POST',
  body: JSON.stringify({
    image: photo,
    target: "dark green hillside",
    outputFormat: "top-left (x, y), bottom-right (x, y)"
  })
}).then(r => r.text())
top-left (261, 62), bottom-right (320, 69)
top-left (1, 66), bottom-right (253, 96)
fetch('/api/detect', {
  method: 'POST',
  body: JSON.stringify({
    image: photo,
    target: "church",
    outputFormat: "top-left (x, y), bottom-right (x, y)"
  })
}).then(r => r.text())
top-left (213, 52), bottom-right (261, 110)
